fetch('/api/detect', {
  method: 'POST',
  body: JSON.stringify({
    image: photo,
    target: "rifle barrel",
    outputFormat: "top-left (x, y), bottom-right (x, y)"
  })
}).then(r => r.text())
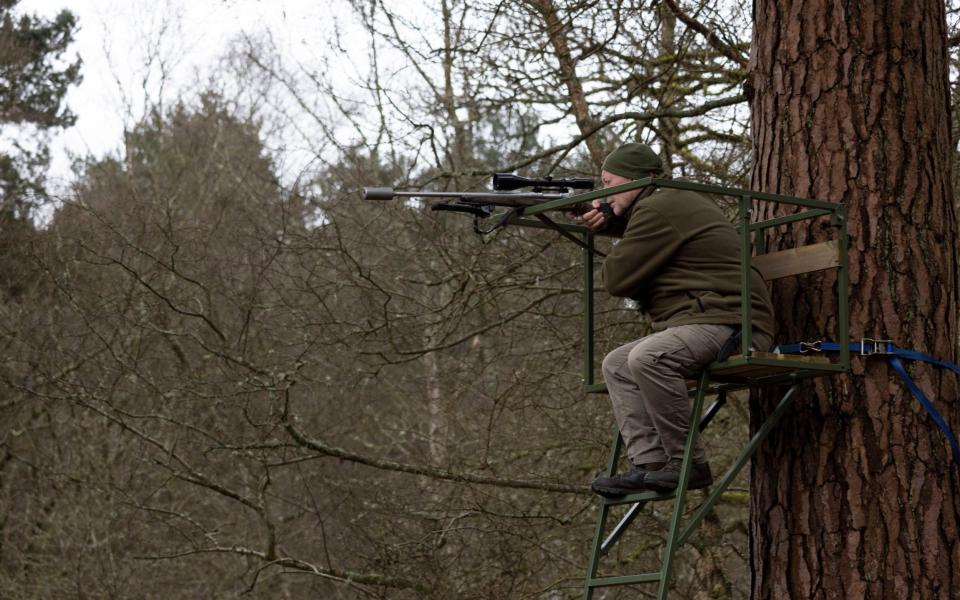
top-left (363, 187), bottom-right (397, 201)
top-left (362, 187), bottom-right (566, 206)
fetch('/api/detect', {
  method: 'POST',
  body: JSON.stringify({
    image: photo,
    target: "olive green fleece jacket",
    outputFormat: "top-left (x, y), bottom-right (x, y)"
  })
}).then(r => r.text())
top-left (602, 186), bottom-right (776, 341)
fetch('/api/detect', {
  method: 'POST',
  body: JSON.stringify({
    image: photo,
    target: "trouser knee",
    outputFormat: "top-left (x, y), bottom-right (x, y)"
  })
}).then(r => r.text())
top-left (601, 343), bottom-right (634, 382)
top-left (601, 351), bottom-right (618, 381)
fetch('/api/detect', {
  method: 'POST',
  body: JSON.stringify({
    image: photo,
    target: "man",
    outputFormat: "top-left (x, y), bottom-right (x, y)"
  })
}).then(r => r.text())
top-left (581, 143), bottom-right (775, 496)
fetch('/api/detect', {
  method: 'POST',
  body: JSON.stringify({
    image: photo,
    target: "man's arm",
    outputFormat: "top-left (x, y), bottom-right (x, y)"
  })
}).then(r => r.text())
top-left (602, 206), bottom-right (683, 298)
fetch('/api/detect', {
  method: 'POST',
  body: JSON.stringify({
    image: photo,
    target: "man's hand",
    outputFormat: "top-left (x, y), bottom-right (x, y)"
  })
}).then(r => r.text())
top-left (580, 200), bottom-right (619, 232)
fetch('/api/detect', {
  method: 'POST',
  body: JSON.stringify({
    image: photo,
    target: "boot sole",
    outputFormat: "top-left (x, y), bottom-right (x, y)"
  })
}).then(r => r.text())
top-left (590, 482), bottom-right (640, 497)
top-left (644, 478), bottom-right (713, 492)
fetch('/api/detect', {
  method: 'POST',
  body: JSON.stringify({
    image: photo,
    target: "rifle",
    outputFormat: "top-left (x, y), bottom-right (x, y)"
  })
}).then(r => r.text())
top-left (363, 173), bottom-right (594, 220)
top-left (365, 173), bottom-right (632, 254)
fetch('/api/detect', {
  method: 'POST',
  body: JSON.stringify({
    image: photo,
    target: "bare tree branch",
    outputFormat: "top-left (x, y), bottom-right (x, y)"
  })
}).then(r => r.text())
top-left (281, 390), bottom-right (589, 495)
top-left (662, 0), bottom-right (748, 69)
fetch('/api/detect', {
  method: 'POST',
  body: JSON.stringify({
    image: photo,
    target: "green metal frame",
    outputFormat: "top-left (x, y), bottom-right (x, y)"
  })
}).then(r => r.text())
top-left (502, 178), bottom-right (848, 599)
top-left (509, 178), bottom-right (851, 384)
top-left (533, 178), bottom-right (851, 381)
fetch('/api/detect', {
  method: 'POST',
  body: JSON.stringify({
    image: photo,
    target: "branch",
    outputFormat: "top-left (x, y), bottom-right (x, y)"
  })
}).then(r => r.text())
top-left (438, 93), bottom-right (747, 177)
top-left (137, 545), bottom-right (424, 591)
top-left (281, 391), bottom-right (589, 495)
top-left (380, 289), bottom-right (573, 358)
top-left (662, 0), bottom-right (748, 69)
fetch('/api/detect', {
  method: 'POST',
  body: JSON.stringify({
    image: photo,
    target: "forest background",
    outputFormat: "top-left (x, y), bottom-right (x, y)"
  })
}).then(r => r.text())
top-left (2, 0), bottom-right (959, 598)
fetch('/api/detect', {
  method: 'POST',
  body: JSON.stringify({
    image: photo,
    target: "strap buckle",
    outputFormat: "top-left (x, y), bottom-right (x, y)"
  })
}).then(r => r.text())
top-left (798, 341), bottom-right (822, 353)
top-left (860, 338), bottom-right (893, 355)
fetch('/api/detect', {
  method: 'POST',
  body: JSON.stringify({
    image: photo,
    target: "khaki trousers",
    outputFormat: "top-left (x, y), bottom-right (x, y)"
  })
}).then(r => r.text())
top-left (601, 324), bottom-right (772, 465)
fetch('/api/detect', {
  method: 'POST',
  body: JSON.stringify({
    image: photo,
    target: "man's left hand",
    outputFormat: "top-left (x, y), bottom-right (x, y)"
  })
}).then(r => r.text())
top-left (580, 200), bottom-right (617, 232)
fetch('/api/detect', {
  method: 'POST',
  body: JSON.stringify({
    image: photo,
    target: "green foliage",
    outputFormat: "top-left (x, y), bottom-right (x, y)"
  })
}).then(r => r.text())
top-left (0, 0), bottom-right (79, 128)
top-left (0, 0), bottom-right (80, 213)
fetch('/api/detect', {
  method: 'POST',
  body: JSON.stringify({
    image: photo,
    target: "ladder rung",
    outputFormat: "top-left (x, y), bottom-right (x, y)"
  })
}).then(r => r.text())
top-left (588, 572), bottom-right (662, 587)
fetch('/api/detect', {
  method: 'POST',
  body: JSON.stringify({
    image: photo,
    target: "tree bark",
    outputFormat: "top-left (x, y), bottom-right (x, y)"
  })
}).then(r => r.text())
top-left (425, 343), bottom-right (447, 465)
top-left (748, 1), bottom-right (960, 598)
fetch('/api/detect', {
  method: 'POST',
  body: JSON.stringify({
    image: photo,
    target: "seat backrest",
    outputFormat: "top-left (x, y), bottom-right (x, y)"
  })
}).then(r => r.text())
top-left (752, 240), bottom-right (840, 280)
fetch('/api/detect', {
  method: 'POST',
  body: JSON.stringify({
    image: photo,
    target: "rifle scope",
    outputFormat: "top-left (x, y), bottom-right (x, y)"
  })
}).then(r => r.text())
top-left (492, 173), bottom-right (594, 192)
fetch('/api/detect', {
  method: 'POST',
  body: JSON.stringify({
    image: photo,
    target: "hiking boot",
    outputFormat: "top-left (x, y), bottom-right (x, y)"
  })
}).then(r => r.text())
top-left (643, 458), bottom-right (713, 492)
top-left (590, 462), bottom-right (666, 497)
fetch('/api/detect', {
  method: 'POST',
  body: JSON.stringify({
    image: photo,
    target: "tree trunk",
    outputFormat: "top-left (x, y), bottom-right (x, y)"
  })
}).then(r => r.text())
top-left (658, 3), bottom-right (679, 174)
top-left (441, 0), bottom-right (473, 179)
top-left (748, 1), bottom-right (960, 598)
top-left (532, 0), bottom-right (605, 168)
top-left (425, 342), bottom-right (447, 465)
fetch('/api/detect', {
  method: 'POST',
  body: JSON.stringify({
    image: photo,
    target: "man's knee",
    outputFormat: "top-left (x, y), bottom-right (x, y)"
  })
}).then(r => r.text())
top-left (601, 341), bottom-right (637, 381)
top-left (601, 349), bottom-right (626, 381)
top-left (601, 351), bottom-right (616, 379)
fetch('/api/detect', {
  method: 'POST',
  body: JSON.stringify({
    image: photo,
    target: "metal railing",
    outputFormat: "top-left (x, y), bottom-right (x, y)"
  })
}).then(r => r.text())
top-left (500, 177), bottom-right (849, 389)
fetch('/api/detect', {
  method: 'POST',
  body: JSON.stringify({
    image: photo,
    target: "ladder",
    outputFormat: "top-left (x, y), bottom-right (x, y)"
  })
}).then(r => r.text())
top-left (583, 361), bottom-right (817, 599)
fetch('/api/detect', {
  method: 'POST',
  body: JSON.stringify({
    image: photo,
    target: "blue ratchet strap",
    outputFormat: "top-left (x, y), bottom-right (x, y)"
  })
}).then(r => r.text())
top-left (775, 340), bottom-right (960, 465)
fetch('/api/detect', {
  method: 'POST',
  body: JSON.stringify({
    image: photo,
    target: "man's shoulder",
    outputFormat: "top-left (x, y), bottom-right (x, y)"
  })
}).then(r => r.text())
top-left (646, 185), bottom-right (712, 207)
top-left (633, 185), bottom-right (722, 220)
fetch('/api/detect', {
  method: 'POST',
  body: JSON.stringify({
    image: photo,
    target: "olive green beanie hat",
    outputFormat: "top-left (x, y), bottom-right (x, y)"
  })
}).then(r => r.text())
top-left (601, 143), bottom-right (663, 179)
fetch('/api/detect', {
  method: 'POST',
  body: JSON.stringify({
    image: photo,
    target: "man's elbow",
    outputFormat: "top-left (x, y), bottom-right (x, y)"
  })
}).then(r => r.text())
top-left (603, 278), bottom-right (634, 297)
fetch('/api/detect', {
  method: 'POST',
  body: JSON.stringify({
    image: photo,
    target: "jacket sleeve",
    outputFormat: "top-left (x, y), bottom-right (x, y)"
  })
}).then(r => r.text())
top-left (601, 205), bottom-right (683, 298)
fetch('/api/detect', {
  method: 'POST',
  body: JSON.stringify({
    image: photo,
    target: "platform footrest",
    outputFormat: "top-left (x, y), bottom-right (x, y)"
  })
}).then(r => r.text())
top-left (602, 490), bottom-right (675, 506)
top-left (588, 572), bottom-right (663, 587)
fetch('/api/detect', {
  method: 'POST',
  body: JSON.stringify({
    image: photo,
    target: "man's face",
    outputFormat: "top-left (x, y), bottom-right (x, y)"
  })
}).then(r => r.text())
top-left (600, 170), bottom-right (640, 216)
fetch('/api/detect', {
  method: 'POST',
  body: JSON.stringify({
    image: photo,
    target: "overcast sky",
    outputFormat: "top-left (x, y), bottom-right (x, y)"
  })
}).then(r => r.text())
top-left (19, 0), bottom-right (361, 187)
